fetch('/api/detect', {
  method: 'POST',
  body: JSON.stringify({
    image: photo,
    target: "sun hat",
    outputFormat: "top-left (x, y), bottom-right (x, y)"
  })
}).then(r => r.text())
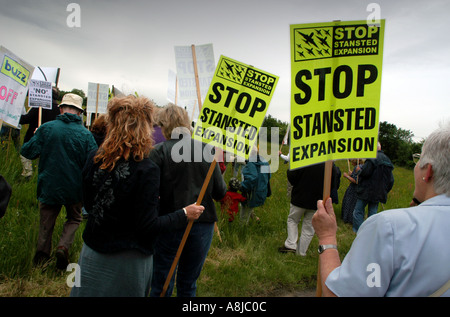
top-left (59, 93), bottom-right (84, 112)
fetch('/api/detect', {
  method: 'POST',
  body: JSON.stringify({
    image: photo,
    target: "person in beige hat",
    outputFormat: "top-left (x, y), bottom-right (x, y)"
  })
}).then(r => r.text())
top-left (59, 93), bottom-right (85, 113)
top-left (21, 93), bottom-right (97, 270)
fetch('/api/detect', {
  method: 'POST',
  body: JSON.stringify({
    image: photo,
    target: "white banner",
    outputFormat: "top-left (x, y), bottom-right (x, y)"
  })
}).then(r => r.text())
top-left (0, 46), bottom-right (34, 127)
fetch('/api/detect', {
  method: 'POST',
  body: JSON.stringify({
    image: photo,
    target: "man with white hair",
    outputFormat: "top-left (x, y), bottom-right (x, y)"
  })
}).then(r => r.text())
top-left (21, 93), bottom-right (97, 269)
top-left (312, 122), bottom-right (450, 296)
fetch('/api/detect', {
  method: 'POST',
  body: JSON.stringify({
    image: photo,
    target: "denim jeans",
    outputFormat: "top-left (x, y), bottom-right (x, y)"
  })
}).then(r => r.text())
top-left (353, 199), bottom-right (379, 232)
top-left (150, 222), bottom-right (214, 297)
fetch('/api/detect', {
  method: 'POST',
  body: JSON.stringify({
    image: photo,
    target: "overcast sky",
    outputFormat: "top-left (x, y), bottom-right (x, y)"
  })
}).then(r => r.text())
top-left (1, 0), bottom-right (449, 141)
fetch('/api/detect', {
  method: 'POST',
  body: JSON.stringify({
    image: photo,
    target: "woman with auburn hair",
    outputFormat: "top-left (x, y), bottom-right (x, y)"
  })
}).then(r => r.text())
top-left (71, 96), bottom-right (204, 297)
top-left (149, 103), bottom-right (227, 297)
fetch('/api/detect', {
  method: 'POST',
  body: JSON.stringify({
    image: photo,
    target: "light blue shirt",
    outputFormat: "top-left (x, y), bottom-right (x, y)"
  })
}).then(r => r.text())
top-left (326, 194), bottom-right (450, 297)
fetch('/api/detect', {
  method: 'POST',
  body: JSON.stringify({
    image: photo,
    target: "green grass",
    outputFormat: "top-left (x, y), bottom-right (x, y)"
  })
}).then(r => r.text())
top-left (0, 139), bottom-right (415, 297)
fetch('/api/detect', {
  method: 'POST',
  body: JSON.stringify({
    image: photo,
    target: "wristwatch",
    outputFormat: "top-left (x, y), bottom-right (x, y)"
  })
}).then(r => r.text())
top-left (318, 244), bottom-right (337, 254)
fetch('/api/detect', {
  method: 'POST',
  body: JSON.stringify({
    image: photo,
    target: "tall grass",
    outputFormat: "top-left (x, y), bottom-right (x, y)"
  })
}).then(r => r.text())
top-left (0, 138), bottom-right (415, 297)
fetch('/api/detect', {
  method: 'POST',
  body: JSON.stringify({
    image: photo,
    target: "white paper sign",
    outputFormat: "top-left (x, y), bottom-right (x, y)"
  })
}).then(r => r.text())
top-left (0, 46), bottom-right (34, 127)
top-left (28, 79), bottom-right (52, 109)
top-left (174, 43), bottom-right (215, 103)
top-left (87, 82), bottom-right (109, 114)
top-left (32, 67), bottom-right (60, 85)
top-left (167, 69), bottom-right (177, 103)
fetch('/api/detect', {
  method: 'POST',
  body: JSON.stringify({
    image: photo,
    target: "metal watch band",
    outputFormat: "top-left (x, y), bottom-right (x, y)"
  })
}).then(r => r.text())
top-left (318, 244), bottom-right (338, 254)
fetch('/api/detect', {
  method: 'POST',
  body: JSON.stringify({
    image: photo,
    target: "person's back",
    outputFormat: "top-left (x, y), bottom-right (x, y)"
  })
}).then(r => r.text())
top-left (22, 112), bottom-right (96, 205)
top-left (241, 154), bottom-right (271, 208)
top-left (151, 134), bottom-right (225, 222)
top-left (20, 93), bottom-right (97, 268)
top-left (313, 123), bottom-right (450, 297)
top-left (357, 149), bottom-right (394, 204)
top-left (326, 194), bottom-right (450, 296)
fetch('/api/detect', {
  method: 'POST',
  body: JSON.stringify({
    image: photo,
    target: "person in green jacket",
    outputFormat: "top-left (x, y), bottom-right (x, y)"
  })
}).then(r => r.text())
top-left (21, 93), bottom-right (97, 269)
top-left (239, 146), bottom-right (271, 224)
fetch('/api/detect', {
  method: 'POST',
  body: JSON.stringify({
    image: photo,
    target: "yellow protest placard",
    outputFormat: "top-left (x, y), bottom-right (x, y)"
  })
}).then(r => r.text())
top-left (193, 55), bottom-right (279, 159)
top-left (290, 20), bottom-right (385, 169)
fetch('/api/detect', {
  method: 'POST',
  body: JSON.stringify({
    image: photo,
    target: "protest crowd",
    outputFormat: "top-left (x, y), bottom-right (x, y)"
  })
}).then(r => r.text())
top-left (1, 20), bottom-right (449, 296)
top-left (1, 88), bottom-right (449, 297)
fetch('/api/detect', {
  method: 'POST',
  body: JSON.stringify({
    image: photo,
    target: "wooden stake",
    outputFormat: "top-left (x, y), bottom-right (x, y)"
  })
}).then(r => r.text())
top-left (191, 45), bottom-right (203, 114)
top-left (175, 75), bottom-right (178, 105)
top-left (95, 83), bottom-right (100, 121)
top-left (316, 160), bottom-right (333, 297)
top-left (38, 107), bottom-right (42, 127)
top-left (190, 44), bottom-right (222, 241)
top-left (160, 158), bottom-right (218, 297)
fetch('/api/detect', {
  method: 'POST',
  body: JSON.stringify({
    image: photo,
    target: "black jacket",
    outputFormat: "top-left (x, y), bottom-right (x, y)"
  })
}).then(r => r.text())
top-left (356, 150), bottom-right (394, 203)
top-left (149, 132), bottom-right (227, 223)
top-left (82, 151), bottom-right (188, 255)
top-left (287, 162), bottom-right (340, 210)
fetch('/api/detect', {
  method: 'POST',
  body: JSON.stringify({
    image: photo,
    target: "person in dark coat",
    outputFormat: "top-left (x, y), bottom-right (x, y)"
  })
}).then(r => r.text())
top-left (341, 159), bottom-right (362, 224)
top-left (71, 96), bottom-right (204, 297)
top-left (279, 162), bottom-right (339, 256)
top-left (239, 147), bottom-right (271, 223)
top-left (21, 93), bottom-right (98, 268)
top-left (149, 104), bottom-right (226, 297)
top-left (18, 87), bottom-right (60, 177)
top-left (352, 143), bottom-right (394, 232)
top-left (90, 114), bottom-right (108, 146)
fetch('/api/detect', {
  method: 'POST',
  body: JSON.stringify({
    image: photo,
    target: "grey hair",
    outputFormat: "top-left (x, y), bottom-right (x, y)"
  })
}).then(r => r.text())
top-left (419, 122), bottom-right (450, 196)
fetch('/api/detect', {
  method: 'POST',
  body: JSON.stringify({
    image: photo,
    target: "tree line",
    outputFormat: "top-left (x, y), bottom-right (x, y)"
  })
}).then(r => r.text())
top-left (262, 116), bottom-right (422, 169)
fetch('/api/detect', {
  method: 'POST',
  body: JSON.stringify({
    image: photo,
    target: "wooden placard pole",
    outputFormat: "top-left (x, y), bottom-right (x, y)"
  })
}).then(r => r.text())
top-left (95, 83), bottom-right (100, 121)
top-left (190, 44), bottom-right (222, 241)
top-left (175, 75), bottom-right (178, 105)
top-left (316, 160), bottom-right (333, 297)
top-left (38, 107), bottom-right (42, 127)
top-left (191, 45), bottom-right (203, 114)
top-left (160, 158), bottom-right (217, 297)
top-left (55, 68), bottom-right (60, 89)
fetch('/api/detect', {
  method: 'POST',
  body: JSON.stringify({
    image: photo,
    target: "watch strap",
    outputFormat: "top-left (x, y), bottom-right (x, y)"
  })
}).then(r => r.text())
top-left (318, 244), bottom-right (337, 254)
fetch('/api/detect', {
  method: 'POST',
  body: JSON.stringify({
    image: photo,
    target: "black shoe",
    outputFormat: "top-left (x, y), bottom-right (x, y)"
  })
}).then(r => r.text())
top-left (278, 246), bottom-right (296, 253)
top-left (55, 246), bottom-right (69, 270)
top-left (33, 251), bottom-right (50, 266)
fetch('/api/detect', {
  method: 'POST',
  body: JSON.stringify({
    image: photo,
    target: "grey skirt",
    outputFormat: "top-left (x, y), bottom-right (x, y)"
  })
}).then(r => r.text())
top-left (70, 244), bottom-right (153, 297)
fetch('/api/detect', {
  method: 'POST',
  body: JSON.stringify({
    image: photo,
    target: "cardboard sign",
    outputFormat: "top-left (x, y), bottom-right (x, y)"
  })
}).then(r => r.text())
top-left (167, 69), bottom-right (177, 103)
top-left (174, 44), bottom-right (215, 102)
top-left (32, 67), bottom-right (60, 85)
top-left (87, 82), bottom-right (109, 114)
top-left (28, 79), bottom-right (52, 109)
top-left (290, 20), bottom-right (385, 169)
top-left (0, 46), bottom-right (34, 127)
top-left (192, 55), bottom-right (279, 159)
